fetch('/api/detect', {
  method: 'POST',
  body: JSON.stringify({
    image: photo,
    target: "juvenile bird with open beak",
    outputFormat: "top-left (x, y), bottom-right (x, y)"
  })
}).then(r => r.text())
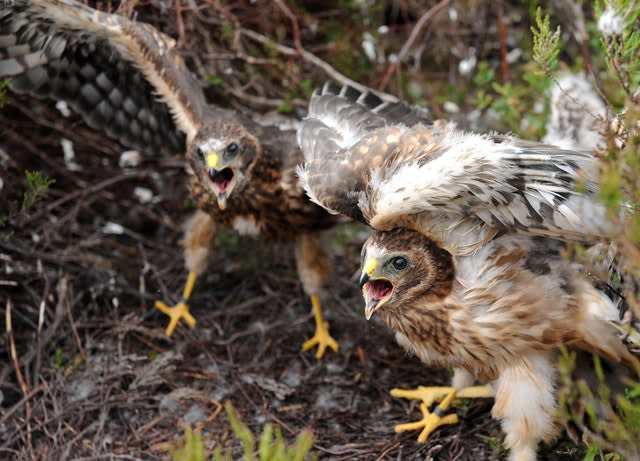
top-left (297, 82), bottom-right (637, 461)
top-left (156, 117), bottom-right (344, 360)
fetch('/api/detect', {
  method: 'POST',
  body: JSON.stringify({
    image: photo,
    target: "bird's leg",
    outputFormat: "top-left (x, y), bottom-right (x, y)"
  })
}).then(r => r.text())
top-left (295, 233), bottom-right (338, 359)
top-left (154, 210), bottom-right (215, 336)
top-left (154, 271), bottom-right (198, 336)
top-left (492, 353), bottom-right (558, 461)
top-left (391, 384), bottom-right (492, 442)
top-left (301, 293), bottom-right (339, 359)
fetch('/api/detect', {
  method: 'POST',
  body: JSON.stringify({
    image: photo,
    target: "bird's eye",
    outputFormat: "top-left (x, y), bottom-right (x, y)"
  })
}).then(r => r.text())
top-left (196, 147), bottom-right (205, 160)
top-left (391, 256), bottom-right (408, 271)
top-left (226, 142), bottom-right (238, 155)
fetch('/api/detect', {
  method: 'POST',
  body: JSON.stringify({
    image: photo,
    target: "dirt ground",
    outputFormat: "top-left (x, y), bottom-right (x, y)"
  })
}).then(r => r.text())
top-left (0, 1), bottom-right (599, 460)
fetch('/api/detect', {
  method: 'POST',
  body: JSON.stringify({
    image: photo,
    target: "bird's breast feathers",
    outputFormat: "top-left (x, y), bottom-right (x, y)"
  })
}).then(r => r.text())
top-left (231, 215), bottom-right (262, 237)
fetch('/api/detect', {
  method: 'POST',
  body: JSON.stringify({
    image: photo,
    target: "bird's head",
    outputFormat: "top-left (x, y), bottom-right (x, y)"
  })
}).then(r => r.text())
top-left (189, 121), bottom-right (259, 210)
top-left (359, 228), bottom-right (454, 320)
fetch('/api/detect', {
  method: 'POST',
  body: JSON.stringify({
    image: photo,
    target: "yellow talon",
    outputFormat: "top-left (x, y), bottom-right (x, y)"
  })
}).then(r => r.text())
top-left (394, 387), bottom-right (459, 442)
top-left (155, 271), bottom-right (198, 336)
top-left (154, 300), bottom-right (196, 336)
top-left (391, 385), bottom-right (492, 442)
top-left (395, 402), bottom-right (459, 442)
top-left (301, 293), bottom-right (339, 359)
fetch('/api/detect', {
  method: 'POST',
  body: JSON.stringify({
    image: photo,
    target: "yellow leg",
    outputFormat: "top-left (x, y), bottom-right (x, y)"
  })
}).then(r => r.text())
top-left (391, 385), bottom-right (492, 442)
top-left (301, 294), bottom-right (339, 359)
top-left (154, 271), bottom-right (198, 336)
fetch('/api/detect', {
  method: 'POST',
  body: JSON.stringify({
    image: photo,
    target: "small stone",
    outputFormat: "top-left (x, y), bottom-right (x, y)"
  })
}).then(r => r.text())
top-left (133, 187), bottom-right (153, 204)
top-left (183, 404), bottom-right (207, 425)
top-left (102, 222), bottom-right (125, 235)
top-left (443, 101), bottom-right (459, 113)
top-left (56, 100), bottom-right (71, 117)
top-left (61, 138), bottom-right (81, 171)
top-left (119, 150), bottom-right (142, 168)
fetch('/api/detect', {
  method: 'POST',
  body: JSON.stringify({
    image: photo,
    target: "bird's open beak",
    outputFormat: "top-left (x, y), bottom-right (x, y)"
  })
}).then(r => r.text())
top-left (359, 258), bottom-right (394, 320)
top-left (205, 152), bottom-right (237, 210)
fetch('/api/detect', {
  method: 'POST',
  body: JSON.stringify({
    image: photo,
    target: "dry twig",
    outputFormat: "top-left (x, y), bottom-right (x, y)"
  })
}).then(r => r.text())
top-left (378, 0), bottom-right (451, 91)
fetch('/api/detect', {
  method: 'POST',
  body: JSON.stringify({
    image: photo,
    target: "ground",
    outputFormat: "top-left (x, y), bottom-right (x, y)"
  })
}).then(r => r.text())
top-left (0, 1), bottom-right (603, 459)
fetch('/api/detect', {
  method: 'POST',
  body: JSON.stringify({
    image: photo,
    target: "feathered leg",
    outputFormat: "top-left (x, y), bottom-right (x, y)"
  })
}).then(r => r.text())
top-left (492, 353), bottom-right (558, 461)
top-left (155, 210), bottom-right (215, 336)
top-left (392, 368), bottom-right (492, 441)
top-left (295, 233), bottom-right (338, 359)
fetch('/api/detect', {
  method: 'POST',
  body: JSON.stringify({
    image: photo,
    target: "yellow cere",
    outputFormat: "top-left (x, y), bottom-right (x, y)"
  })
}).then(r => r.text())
top-left (364, 257), bottom-right (377, 276)
top-left (206, 152), bottom-right (218, 169)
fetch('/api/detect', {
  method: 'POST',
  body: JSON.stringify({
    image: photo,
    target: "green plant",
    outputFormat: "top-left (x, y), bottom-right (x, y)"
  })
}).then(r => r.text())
top-left (557, 351), bottom-right (640, 461)
top-left (22, 170), bottom-right (55, 211)
top-left (0, 78), bottom-right (9, 109)
top-left (530, 7), bottom-right (561, 77)
top-left (595, 0), bottom-right (640, 96)
top-left (214, 401), bottom-right (316, 461)
top-left (166, 402), bottom-right (316, 461)
top-left (168, 425), bottom-right (208, 461)
top-left (490, 4), bottom-right (640, 460)
top-left (0, 170), bottom-right (56, 239)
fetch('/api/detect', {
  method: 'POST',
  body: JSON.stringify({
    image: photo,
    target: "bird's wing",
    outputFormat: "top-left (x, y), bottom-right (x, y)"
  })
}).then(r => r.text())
top-left (297, 82), bottom-right (429, 222)
top-left (298, 84), bottom-right (609, 243)
top-left (0, 0), bottom-right (211, 153)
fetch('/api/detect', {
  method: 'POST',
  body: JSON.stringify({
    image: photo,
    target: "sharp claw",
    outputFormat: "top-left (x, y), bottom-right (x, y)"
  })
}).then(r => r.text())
top-left (395, 403), bottom-right (459, 443)
top-left (391, 384), bottom-right (491, 443)
top-left (301, 321), bottom-right (339, 359)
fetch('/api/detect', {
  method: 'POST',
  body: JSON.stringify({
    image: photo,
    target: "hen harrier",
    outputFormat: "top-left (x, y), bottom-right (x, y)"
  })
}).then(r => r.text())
top-left (297, 83), bottom-right (638, 461)
top-left (1, 0), bottom-right (343, 358)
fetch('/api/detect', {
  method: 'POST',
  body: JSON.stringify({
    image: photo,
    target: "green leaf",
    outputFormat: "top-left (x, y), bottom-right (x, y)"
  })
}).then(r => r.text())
top-left (290, 429), bottom-right (314, 461)
top-left (225, 402), bottom-right (255, 460)
top-left (0, 78), bottom-right (9, 109)
top-left (22, 170), bottom-right (55, 211)
top-left (531, 7), bottom-right (560, 75)
top-left (277, 100), bottom-right (294, 114)
top-left (259, 423), bottom-right (274, 460)
top-left (208, 75), bottom-right (223, 86)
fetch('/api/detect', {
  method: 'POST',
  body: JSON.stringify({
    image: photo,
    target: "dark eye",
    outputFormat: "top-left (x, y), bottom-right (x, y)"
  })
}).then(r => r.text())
top-left (226, 142), bottom-right (238, 155)
top-left (391, 256), bottom-right (408, 271)
top-left (196, 146), bottom-right (205, 160)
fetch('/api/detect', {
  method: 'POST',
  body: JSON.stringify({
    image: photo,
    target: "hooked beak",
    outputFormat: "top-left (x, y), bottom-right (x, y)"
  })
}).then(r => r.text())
top-left (205, 152), bottom-right (237, 210)
top-left (359, 259), bottom-right (394, 320)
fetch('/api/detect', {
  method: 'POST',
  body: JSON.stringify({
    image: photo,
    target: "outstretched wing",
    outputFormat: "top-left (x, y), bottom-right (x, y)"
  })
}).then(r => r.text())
top-left (298, 83), bottom-right (610, 243)
top-left (0, 0), bottom-right (210, 153)
top-left (297, 82), bottom-right (429, 222)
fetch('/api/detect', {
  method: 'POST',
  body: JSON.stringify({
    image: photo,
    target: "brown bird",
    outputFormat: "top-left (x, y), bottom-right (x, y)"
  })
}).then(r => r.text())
top-left (297, 83), bottom-right (639, 460)
top-left (0, 0), bottom-right (342, 358)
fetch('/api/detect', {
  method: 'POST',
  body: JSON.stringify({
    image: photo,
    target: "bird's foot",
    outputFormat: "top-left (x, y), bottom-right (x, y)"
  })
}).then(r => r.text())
top-left (395, 401), bottom-right (459, 442)
top-left (302, 319), bottom-right (339, 360)
top-left (392, 386), bottom-right (459, 442)
top-left (154, 299), bottom-right (197, 336)
top-left (391, 385), bottom-right (492, 442)
top-left (154, 271), bottom-right (198, 336)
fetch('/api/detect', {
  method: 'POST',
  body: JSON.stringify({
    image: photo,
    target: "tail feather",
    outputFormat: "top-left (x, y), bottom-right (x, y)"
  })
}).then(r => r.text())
top-left (576, 242), bottom-right (640, 367)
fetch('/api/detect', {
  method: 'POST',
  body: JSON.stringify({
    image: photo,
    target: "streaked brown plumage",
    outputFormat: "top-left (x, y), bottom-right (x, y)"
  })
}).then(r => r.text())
top-left (1, 0), bottom-right (343, 357)
top-left (298, 83), bottom-right (639, 461)
top-left (187, 121), bottom-right (335, 242)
